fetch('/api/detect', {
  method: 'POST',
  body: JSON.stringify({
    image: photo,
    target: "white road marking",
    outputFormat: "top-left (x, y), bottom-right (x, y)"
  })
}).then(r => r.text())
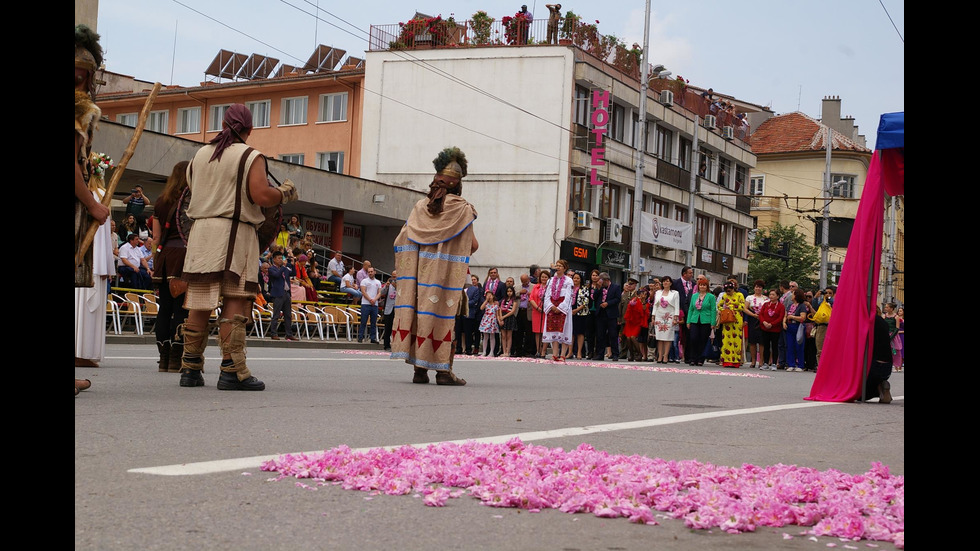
top-left (127, 397), bottom-right (901, 477)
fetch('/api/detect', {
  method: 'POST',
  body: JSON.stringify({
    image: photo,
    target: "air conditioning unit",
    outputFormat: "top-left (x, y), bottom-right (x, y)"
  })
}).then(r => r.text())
top-left (605, 218), bottom-right (624, 244)
top-left (722, 126), bottom-right (734, 140)
top-left (575, 210), bottom-right (594, 229)
top-left (659, 89), bottom-right (673, 108)
top-left (702, 115), bottom-right (716, 129)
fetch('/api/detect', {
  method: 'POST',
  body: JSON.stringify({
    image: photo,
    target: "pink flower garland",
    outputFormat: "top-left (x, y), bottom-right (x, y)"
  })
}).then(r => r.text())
top-left (261, 438), bottom-right (903, 547)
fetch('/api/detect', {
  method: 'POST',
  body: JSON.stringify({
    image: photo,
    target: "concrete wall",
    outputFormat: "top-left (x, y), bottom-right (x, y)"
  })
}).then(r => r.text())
top-left (361, 47), bottom-right (575, 276)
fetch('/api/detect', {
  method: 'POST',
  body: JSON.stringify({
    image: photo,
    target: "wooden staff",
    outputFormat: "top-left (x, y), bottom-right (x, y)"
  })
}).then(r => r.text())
top-left (75, 82), bottom-right (162, 269)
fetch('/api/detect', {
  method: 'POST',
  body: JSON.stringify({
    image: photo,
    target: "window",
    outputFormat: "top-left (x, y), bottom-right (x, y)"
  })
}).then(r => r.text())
top-left (318, 92), bottom-right (348, 122)
top-left (678, 137), bottom-right (692, 170)
top-left (601, 184), bottom-right (621, 219)
top-left (655, 126), bottom-right (672, 160)
top-left (829, 174), bottom-right (856, 198)
top-left (116, 113), bottom-right (137, 127)
top-left (731, 227), bottom-right (746, 257)
top-left (698, 147), bottom-right (711, 179)
top-left (695, 214), bottom-right (710, 247)
top-left (246, 100), bottom-right (271, 128)
top-left (828, 262), bottom-right (843, 285)
top-left (147, 110), bottom-right (168, 133)
top-left (573, 86), bottom-right (590, 127)
top-left (735, 165), bottom-right (747, 193)
top-left (279, 153), bottom-right (304, 165)
top-left (569, 174), bottom-right (591, 212)
top-left (207, 104), bottom-right (232, 132)
top-left (645, 122), bottom-right (655, 154)
top-left (749, 175), bottom-right (765, 196)
top-left (610, 104), bottom-right (625, 142)
top-left (280, 96), bottom-right (308, 126)
top-left (714, 221), bottom-right (728, 252)
top-left (317, 151), bottom-right (344, 173)
top-left (673, 208), bottom-right (688, 223)
top-left (176, 107), bottom-right (201, 134)
top-left (718, 158), bottom-right (731, 188)
top-left (646, 196), bottom-right (668, 217)
top-left (628, 111), bottom-right (639, 147)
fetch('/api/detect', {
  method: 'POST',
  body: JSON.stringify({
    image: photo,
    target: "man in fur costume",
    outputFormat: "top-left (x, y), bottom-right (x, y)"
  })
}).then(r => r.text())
top-left (390, 147), bottom-right (479, 386)
top-left (75, 25), bottom-right (110, 396)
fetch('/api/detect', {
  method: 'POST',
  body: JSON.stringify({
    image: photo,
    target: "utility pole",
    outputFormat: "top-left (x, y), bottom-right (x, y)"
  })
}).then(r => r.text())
top-left (630, 0), bottom-right (651, 282)
top-left (820, 125), bottom-right (831, 289)
top-left (686, 119), bottom-right (699, 267)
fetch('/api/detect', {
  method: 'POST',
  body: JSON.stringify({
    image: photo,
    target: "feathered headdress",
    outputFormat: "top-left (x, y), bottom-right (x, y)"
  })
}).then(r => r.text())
top-left (433, 147), bottom-right (467, 179)
top-left (75, 25), bottom-right (103, 71)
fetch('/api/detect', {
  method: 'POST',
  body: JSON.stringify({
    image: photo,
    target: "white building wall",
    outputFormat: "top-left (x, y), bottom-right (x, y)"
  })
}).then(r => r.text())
top-left (362, 47), bottom-right (576, 280)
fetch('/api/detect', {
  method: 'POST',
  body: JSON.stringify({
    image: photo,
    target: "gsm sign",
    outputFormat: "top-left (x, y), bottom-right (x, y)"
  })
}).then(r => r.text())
top-left (573, 246), bottom-right (589, 259)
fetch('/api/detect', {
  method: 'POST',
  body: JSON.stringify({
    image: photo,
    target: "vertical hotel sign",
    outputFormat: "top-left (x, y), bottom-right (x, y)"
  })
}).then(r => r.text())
top-left (590, 90), bottom-right (610, 186)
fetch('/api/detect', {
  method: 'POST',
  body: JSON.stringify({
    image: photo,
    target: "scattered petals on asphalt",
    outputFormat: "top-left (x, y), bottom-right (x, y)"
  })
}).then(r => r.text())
top-left (261, 438), bottom-right (902, 548)
top-left (340, 350), bottom-right (769, 378)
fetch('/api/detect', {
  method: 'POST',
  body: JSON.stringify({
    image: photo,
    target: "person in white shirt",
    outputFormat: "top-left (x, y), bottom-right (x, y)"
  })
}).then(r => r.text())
top-left (358, 267), bottom-right (382, 343)
top-left (340, 265), bottom-right (363, 302)
top-left (326, 251), bottom-right (344, 286)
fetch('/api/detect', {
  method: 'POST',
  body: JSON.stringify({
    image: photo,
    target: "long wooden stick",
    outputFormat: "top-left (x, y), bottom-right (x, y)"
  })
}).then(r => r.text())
top-left (76, 82), bottom-right (162, 269)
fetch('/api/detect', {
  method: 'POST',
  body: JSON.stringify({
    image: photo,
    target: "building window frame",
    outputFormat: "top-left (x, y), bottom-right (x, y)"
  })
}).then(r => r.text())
top-left (829, 173), bottom-right (857, 198)
top-left (116, 112), bottom-right (138, 127)
top-left (246, 100), bottom-right (271, 128)
top-left (280, 96), bottom-right (308, 126)
top-left (569, 173), bottom-right (591, 213)
top-left (176, 107), bottom-right (201, 134)
top-left (147, 110), bottom-right (168, 133)
top-left (279, 153), bottom-right (305, 165)
top-left (316, 151), bottom-right (344, 173)
top-left (207, 104), bottom-right (233, 132)
top-left (318, 92), bottom-right (348, 123)
top-left (749, 175), bottom-right (765, 196)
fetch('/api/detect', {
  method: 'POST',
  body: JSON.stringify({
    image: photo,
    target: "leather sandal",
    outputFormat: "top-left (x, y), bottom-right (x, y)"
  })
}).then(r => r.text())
top-left (75, 378), bottom-right (92, 393)
top-left (435, 371), bottom-right (466, 386)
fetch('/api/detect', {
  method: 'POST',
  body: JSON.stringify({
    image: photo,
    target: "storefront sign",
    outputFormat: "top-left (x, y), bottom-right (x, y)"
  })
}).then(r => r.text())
top-left (638, 212), bottom-right (693, 251)
top-left (590, 90), bottom-right (610, 186)
top-left (597, 248), bottom-right (630, 269)
top-left (560, 240), bottom-right (596, 265)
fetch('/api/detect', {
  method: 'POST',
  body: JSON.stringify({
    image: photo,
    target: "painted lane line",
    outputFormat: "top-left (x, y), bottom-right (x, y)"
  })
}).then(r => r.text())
top-left (127, 397), bottom-right (900, 477)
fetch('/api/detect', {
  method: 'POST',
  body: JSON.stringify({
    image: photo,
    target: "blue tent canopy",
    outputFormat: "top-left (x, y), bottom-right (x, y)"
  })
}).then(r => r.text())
top-left (876, 112), bottom-right (904, 151)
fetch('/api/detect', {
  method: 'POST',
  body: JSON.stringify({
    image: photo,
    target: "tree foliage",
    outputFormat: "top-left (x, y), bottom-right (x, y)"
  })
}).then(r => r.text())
top-left (748, 223), bottom-right (820, 291)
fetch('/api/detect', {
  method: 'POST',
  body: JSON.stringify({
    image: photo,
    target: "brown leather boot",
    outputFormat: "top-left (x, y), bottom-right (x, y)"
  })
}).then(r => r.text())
top-left (413, 368), bottom-right (430, 384)
top-left (216, 315), bottom-right (265, 391)
top-left (179, 324), bottom-right (206, 387)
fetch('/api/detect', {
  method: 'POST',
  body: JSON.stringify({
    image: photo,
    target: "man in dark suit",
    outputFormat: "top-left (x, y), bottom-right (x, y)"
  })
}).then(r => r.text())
top-left (268, 250), bottom-right (297, 341)
top-left (464, 275), bottom-right (483, 354)
top-left (593, 272), bottom-right (622, 360)
top-left (673, 266), bottom-right (695, 362)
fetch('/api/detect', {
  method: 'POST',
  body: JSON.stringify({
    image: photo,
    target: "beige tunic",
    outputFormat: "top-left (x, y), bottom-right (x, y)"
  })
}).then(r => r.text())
top-left (182, 143), bottom-right (264, 296)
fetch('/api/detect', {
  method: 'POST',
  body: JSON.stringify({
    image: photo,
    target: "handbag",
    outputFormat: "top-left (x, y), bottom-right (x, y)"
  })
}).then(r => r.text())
top-left (168, 277), bottom-right (188, 297)
top-left (719, 307), bottom-right (735, 324)
top-left (811, 300), bottom-right (831, 324)
top-left (796, 321), bottom-right (806, 344)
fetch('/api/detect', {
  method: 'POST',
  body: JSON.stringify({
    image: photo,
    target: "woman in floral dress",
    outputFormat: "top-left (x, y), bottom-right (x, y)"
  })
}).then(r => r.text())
top-left (479, 291), bottom-right (499, 357)
top-left (716, 281), bottom-right (745, 367)
top-left (651, 275), bottom-right (679, 363)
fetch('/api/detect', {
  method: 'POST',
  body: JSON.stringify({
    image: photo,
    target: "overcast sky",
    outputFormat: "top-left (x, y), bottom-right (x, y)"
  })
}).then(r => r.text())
top-left (96, 0), bottom-right (904, 148)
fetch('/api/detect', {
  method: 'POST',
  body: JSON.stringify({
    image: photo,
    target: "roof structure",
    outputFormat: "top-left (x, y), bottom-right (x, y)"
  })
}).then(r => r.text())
top-left (749, 112), bottom-right (870, 155)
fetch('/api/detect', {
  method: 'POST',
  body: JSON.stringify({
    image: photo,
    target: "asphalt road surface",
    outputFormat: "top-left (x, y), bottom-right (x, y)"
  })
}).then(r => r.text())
top-left (75, 343), bottom-right (904, 550)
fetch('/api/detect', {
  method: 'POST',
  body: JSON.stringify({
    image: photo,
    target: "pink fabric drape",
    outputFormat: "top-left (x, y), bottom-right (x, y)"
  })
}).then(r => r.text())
top-left (806, 150), bottom-right (903, 402)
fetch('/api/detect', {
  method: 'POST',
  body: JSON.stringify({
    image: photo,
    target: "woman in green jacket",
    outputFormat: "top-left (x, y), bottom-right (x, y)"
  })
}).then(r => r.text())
top-left (686, 278), bottom-right (716, 366)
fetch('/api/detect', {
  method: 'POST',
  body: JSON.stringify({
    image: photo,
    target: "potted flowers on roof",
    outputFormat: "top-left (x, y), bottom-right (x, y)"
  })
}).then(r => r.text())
top-left (470, 10), bottom-right (494, 45)
top-left (559, 10), bottom-right (580, 45)
top-left (502, 11), bottom-right (531, 45)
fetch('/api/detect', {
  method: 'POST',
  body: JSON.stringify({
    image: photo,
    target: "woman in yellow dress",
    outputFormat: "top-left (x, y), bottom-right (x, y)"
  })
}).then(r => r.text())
top-left (716, 281), bottom-right (745, 367)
